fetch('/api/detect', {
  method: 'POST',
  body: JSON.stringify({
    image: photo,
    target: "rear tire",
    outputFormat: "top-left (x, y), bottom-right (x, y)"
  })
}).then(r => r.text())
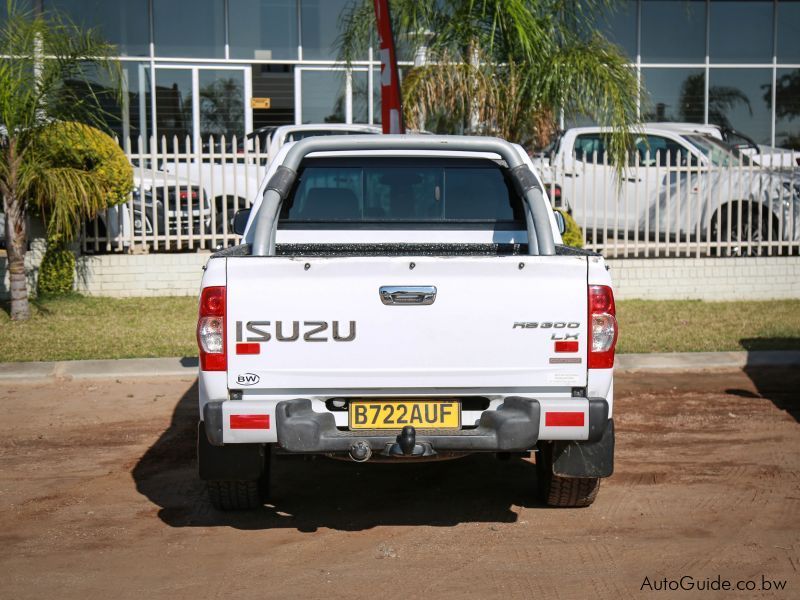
top-left (207, 476), bottom-right (268, 511)
top-left (711, 201), bottom-right (771, 256)
top-left (542, 474), bottom-right (600, 507)
top-left (199, 423), bottom-right (271, 511)
top-left (536, 443), bottom-right (600, 507)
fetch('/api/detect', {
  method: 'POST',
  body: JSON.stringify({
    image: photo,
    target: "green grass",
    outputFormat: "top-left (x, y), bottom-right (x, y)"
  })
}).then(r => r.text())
top-left (616, 299), bottom-right (800, 354)
top-left (0, 295), bottom-right (198, 362)
top-left (1, 295), bottom-right (799, 362)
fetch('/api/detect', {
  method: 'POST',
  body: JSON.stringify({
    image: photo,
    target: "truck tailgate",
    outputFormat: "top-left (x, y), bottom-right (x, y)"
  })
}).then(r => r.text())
top-left (225, 256), bottom-right (588, 390)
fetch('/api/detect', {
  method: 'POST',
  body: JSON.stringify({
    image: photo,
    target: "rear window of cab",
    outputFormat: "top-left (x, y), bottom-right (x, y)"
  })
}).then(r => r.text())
top-left (279, 157), bottom-right (527, 226)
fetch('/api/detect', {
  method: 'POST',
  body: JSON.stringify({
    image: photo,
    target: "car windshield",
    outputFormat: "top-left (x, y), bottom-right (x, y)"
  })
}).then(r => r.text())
top-left (280, 157), bottom-right (525, 225)
top-left (684, 134), bottom-right (745, 167)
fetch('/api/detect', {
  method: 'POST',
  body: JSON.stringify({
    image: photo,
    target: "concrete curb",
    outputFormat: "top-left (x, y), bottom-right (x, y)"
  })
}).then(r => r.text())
top-left (0, 357), bottom-right (199, 382)
top-left (0, 351), bottom-right (798, 383)
top-left (616, 351), bottom-right (800, 371)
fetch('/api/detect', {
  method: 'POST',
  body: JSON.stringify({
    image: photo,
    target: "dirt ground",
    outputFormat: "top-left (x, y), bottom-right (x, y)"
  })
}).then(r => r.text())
top-left (0, 368), bottom-right (798, 600)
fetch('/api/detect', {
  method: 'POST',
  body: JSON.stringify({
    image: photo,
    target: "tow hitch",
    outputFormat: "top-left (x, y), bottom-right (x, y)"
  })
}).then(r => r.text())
top-left (381, 426), bottom-right (436, 458)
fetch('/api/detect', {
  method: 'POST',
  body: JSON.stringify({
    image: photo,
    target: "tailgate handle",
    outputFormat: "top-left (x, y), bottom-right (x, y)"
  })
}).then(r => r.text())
top-left (379, 286), bottom-right (437, 306)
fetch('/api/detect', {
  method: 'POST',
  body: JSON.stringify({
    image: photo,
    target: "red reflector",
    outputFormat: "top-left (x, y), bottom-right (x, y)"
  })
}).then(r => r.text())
top-left (545, 412), bottom-right (585, 427)
top-left (554, 340), bottom-right (579, 353)
top-left (236, 343), bottom-right (260, 355)
top-left (230, 414), bottom-right (270, 429)
top-left (202, 353), bottom-right (226, 371)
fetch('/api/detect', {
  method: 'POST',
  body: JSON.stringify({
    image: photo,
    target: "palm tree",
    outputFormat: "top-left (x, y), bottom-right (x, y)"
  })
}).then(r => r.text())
top-left (339, 0), bottom-right (640, 160)
top-left (0, 1), bottom-right (123, 320)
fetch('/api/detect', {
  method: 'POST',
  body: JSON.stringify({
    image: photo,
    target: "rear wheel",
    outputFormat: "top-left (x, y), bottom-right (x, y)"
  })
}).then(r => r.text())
top-left (712, 202), bottom-right (771, 256)
top-left (536, 443), bottom-right (600, 507)
top-left (198, 421), bottom-right (270, 511)
top-left (206, 475), bottom-right (269, 511)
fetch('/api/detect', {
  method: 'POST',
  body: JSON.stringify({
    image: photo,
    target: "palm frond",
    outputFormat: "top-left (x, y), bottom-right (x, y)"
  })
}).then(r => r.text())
top-left (338, 0), bottom-right (640, 165)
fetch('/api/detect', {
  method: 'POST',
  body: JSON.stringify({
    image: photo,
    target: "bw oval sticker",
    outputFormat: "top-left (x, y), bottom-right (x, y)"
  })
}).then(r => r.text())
top-left (236, 373), bottom-right (260, 386)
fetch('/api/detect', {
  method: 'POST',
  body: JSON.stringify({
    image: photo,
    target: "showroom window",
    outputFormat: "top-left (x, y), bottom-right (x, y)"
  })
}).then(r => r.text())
top-left (153, 0), bottom-right (225, 58)
top-left (641, 68), bottom-right (705, 123)
top-left (773, 68), bottom-right (800, 149)
top-left (709, 1), bottom-right (774, 64)
top-left (300, 0), bottom-right (352, 60)
top-left (46, 0), bottom-right (149, 56)
top-left (708, 68), bottom-right (773, 144)
top-left (598, 1), bottom-right (637, 59)
top-left (300, 69), bottom-right (345, 123)
top-left (641, 0), bottom-right (706, 64)
top-left (229, 0), bottom-right (298, 60)
top-left (777, 0), bottom-right (800, 63)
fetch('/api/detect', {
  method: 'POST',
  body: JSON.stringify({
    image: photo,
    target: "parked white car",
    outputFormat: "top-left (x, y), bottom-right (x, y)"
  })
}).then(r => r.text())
top-left (534, 126), bottom-right (800, 249)
top-left (162, 124), bottom-right (382, 233)
top-left (88, 167), bottom-right (207, 248)
top-left (248, 123), bottom-right (382, 165)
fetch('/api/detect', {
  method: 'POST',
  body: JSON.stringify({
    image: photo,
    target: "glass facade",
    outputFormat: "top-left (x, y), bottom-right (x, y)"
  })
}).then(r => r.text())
top-left (47, 0), bottom-right (149, 56)
top-left (708, 1), bottom-right (773, 64)
top-left (300, 0), bottom-right (351, 61)
top-left (229, 0), bottom-right (298, 60)
top-left (641, 68), bottom-right (705, 123)
top-left (609, 0), bottom-right (800, 149)
top-left (153, 0), bottom-right (225, 58)
top-left (300, 69), bottom-right (346, 123)
top-left (22, 0), bottom-right (800, 150)
top-left (708, 68), bottom-right (773, 143)
top-left (641, 1), bottom-right (706, 63)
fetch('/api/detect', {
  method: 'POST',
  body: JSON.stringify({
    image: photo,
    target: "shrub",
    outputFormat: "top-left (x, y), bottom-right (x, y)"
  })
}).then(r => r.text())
top-left (557, 209), bottom-right (584, 248)
top-left (37, 238), bottom-right (75, 296)
top-left (31, 121), bottom-right (133, 240)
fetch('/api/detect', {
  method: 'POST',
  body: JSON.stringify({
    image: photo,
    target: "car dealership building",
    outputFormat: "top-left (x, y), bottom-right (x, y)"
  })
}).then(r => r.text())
top-left (3, 1), bottom-right (799, 150)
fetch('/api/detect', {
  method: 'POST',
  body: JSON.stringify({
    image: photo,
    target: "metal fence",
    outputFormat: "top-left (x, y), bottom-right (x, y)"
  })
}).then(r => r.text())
top-left (83, 136), bottom-right (799, 258)
top-left (81, 135), bottom-right (268, 254)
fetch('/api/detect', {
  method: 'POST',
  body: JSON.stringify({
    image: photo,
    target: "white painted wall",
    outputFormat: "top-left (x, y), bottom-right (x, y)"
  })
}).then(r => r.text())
top-left (2, 252), bottom-right (799, 301)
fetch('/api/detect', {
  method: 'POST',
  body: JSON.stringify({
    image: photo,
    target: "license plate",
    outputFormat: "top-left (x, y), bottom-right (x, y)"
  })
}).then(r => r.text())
top-left (349, 400), bottom-right (460, 430)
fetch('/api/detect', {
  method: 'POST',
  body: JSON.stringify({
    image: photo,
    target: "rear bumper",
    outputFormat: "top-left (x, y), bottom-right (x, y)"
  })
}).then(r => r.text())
top-left (203, 396), bottom-right (610, 454)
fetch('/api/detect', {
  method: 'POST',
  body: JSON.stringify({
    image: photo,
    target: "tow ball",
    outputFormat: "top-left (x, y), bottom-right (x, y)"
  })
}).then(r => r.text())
top-left (397, 426), bottom-right (416, 455)
top-left (384, 426), bottom-right (436, 458)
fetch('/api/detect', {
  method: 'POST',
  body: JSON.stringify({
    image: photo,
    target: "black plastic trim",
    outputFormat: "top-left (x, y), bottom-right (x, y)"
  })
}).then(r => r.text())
top-left (203, 402), bottom-right (224, 445)
top-left (266, 165), bottom-right (296, 199)
top-left (509, 164), bottom-right (539, 194)
top-left (274, 397), bottom-right (541, 454)
top-left (587, 398), bottom-right (610, 443)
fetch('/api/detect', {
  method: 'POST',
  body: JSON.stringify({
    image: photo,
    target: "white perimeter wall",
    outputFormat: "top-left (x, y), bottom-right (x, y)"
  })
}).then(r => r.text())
top-left (2, 253), bottom-right (799, 301)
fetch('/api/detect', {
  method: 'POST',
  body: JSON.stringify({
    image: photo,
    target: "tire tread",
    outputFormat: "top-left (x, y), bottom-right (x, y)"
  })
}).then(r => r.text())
top-left (544, 474), bottom-right (600, 508)
top-left (207, 480), bottom-right (263, 511)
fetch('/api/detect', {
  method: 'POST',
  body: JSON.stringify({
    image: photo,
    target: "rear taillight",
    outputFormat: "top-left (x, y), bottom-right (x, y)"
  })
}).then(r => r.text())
top-left (588, 285), bottom-right (617, 369)
top-left (198, 286), bottom-right (226, 371)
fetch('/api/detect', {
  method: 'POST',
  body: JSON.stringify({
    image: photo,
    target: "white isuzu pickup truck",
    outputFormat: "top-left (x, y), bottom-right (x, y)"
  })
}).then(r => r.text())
top-left (196, 135), bottom-right (617, 510)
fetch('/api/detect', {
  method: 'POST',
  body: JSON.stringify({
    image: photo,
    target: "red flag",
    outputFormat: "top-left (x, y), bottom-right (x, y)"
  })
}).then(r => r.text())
top-left (373, 0), bottom-right (405, 134)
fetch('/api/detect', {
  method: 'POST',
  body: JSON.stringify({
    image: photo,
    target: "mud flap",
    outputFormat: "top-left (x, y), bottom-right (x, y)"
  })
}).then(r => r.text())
top-left (551, 419), bottom-right (614, 478)
top-left (197, 422), bottom-right (266, 481)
